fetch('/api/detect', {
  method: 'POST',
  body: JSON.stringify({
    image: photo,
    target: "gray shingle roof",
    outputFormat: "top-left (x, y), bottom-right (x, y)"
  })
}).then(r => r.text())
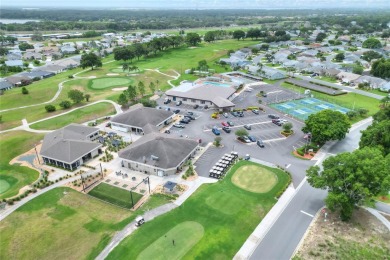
top-left (166, 82), bottom-right (236, 102)
top-left (0, 80), bottom-right (13, 90)
top-left (40, 124), bottom-right (101, 163)
top-left (119, 133), bottom-right (198, 169)
top-left (211, 96), bottom-right (235, 108)
top-left (111, 106), bottom-right (174, 129)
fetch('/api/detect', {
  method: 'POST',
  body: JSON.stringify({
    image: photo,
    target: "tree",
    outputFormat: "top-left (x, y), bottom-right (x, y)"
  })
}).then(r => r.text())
top-left (235, 129), bottom-right (249, 138)
top-left (233, 30), bottom-right (245, 40)
top-left (21, 87), bottom-right (29, 95)
top-left (149, 82), bottom-right (156, 94)
top-left (117, 93), bottom-right (128, 107)
top-left (307, 147), bottom-right (390, 221)
top-left (204, 31), bottom-right (216, 43)
top-left (334, 53), bottom-right (345, 62)
top-left (370, 58), bottom-right (390, 79)
top-left (122, 63), bottom-right (129, 72)
top-left (68, 89), bottom-right (84, 104)
top-left (185, 33), bottom-right (201, 46)
top-left (260, 44), bottom-right (269, 51)
top-left (361, 50), bottom-right (382, 62)
top-left (360, 120), bottom-right (390, 156)
top-left (352, 65), bottom-right (363, 75)
top-left (126, 85), bottom-right (137, 101)
top-left (315, 32), bottom-right (327, 42)
top-left (362, 38), bottom-right (382, 49)
top-left (85, 94), bottom-right (91, 102)
top-left (302, 110), bottom-right (351, 145)
top-left (18, 42), bottom-right (34, 51)
top-left (59, 100), bottom-right (72, 109)
top-left (80, 52), bottom-right (102, 70)
top-left (45, 104), bottom-right (56, 112)
top-left (138, 81), bottom-right (145, 97)
top-left (214, 136), bottom-right (222, 147)
top-left (0, 115), bottom-right (2, 123)
top-left (198, 59), bottom-right (208, 72)
top-left (282, 122), bottom-right (293, 133)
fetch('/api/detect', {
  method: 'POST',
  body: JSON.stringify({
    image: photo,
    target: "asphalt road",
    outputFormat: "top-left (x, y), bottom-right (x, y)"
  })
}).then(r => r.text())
top-left (249, 118), bottom-right (373, 260)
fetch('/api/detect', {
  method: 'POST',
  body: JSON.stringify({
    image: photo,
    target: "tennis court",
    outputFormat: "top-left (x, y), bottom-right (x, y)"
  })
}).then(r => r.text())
top-left (270, 97), bottom-right (349, 121)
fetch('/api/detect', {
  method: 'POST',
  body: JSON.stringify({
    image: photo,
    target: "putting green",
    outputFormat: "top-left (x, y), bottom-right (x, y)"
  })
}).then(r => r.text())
top-left (137, 221), bottom-right (204, 260)
top-left (89, 77), bottom-right (133, 90)
top-left (205, 191), bottom-right (244, 215)
top-left (0, 180), bottom-right (11, 194)
top-left (231, 165), bottom-right (277, 193)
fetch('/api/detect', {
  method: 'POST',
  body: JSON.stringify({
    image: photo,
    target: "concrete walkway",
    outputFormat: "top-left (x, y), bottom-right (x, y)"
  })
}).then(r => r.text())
top-left (0, 176), bottom-right (79, 222)
top-left (233, 186), bottom-right (296, 260)
top-left (96, 203), bottom-right (177, 260)
top-left (145, 68), bottom-right (181, 88)
top-left (364, 207), bottom-right (390, 231)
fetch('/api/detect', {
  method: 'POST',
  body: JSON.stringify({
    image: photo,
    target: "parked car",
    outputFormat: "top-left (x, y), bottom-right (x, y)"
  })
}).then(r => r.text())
top-left (212, 127), bottom-right (221, 135)
top-left (165, 107), bottom-right (171, 111)
top-left (238, 136), bottom-right (251, 143)
top-left (204, 105), bottom-right (209, 109)
top-left (185, 115), bottom-right (195, 120)
top-left (180, 118), bottom-right (190, 124)
top-left (222, 126), bottom-right (231, 133)
top-left (173, 123), bottom-right (185, 128)
top-left (262, 93), bottom-right (267, 97)
top-left (248, 135), bottom-right (256, 142)
top-left (105, 122), bottom-right (111, 127)
top-left (231, 111), bottom-right (238, 117)
top-left (173, 109), bottom-right (180, 114)
top-left (223, 113), bottom-right (229, 118)
top-left (135, 216), bottom-right (145, 227)
top-left (176, 101), bottom-right (182, 106)
top-left (244, 124), bottom-right (251, 130)
top-left (268, 114), bottom-right (279, 119)
top-left (227, 121), bottom-right (234, 126)
top-left (272, 119), bottom-right (282, 126)
top-left (221, 121), bottom-right (229, 127)
top-left (237, 111), bottom-right (244, 117)
top-left (187, 111), bottom-right (194, 116)
top-left (304, 133), bottom-right (312, 139)
top-left (183, 116), bottom-right (192, 121)
top-left (244, 154), bottom-right (251, 160)
top-left (252, 109), bottom-right (259, 115)
top-left (257, 139), bottom-right (265, 148)
top-left (193, 104), bottom-right (199, 109)
top-left (163, 98), bottom-right (171, 104)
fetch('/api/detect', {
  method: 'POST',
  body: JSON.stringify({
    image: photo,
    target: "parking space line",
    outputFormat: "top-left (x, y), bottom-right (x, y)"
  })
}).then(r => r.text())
top-left (300, 210), bottom-right (314, 218)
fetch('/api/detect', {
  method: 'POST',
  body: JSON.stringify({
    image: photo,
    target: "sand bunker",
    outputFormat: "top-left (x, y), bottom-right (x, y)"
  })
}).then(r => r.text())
top-left (112, 87), bottom-right (128, 91)
top-left (107, 73), bottom-right (119, 76)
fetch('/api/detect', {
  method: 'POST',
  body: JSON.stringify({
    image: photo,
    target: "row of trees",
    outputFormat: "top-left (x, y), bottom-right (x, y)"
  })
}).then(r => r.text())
top-left (304, 105), bottom-right (390, 221)
top-left (231, 29), bottom-right (291, 43)
top-left (45, 89), bottom-right (91, 113)
top-left (117, 81), bottom-right (157, 107)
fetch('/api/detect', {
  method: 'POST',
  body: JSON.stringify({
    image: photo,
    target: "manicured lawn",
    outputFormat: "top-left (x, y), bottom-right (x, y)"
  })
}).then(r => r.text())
top-left (107, 160), bottom-right (290, 259)
top-left (30, 102), bottom-right (116, 130)
top-left (280, 82), bottom-right (381, 117)
top-left (89, 183), bottom-right (143, 209)
top-left (88, 77), bottom-right (133, 90)
top-left (231, 164), bottom-right (278, 193)
top-left (0, 187), bottom-right (173, 260)
top-left (137, 221), bottom-right (204, 260)
top-left (0, 131), bottom-right (43, 199)
top-left (315, 76), bottom-right (338, 83)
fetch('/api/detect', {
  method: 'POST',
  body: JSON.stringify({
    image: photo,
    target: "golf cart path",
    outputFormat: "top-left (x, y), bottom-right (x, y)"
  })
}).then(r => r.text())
top-left (0, 60), bottom-right (116, 113)
top-left (0, 100), bottom-right (122, 134)
top-left (0, 176), bottom-right (79, 222)
top-left (97, 176), bottom-right (216, 259)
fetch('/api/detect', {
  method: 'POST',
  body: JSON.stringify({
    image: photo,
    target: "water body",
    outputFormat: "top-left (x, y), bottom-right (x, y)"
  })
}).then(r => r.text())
top-left (0, 19), bottom-right (40, 24)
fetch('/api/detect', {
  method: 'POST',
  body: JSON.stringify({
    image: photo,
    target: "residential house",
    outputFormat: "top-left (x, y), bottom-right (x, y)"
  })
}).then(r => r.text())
top-left (379, 82), bottom-right (390, 92)
top-left (337, 71), bottom-right (361, 84)
top-left (20, 70), bottom-right (55, 80)
top-left (6, 52), bottom-right (22, 61)
top-left (0, 80), bottom-right (13, 91)
top-left (40, 124), bottom-right (102, 171)
top-left (119, 132), bottom-right (199, 176)
top-left (353, 76), bottom-right (387, 89)
top-left (41, 64), bottom-right (65, 74)
top-left (5, 75), bottom-right (32, 87)
top-left (5, 60), bottom-right (23, 67)
top-left (24, 52), bottom-right (42, 60)
top-left (248, 65), bottom-right (286, 80)
top-left (60, 46), bottom-right (77, 54)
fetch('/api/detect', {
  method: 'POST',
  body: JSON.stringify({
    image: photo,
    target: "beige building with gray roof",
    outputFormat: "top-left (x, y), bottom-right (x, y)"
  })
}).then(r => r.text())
top-left (40, 124), bottom-right (101, 170)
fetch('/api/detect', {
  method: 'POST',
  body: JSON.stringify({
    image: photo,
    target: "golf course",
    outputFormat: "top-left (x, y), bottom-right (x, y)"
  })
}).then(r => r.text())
top-left (107, 160), bottom-right (290, 259)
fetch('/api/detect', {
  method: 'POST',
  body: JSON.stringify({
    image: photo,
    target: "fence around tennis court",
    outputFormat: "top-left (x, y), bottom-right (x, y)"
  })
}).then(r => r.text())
top-left (286, 79), bottom-right (346, 96)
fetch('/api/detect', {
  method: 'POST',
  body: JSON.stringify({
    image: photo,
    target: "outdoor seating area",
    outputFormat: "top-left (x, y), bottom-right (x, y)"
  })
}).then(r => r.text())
top-left (209, 151), bottom-right (238, 179)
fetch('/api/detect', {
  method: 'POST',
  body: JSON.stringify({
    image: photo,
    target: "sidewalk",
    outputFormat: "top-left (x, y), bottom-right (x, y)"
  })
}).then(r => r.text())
top-left (233, 186), bottom-right (296, 260)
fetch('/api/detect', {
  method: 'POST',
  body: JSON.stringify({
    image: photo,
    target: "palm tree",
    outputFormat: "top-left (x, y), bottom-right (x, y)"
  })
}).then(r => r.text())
top-left (155, 79), bottom-right (160, 88)
top-left (380, 96), bottom-right (390, 108)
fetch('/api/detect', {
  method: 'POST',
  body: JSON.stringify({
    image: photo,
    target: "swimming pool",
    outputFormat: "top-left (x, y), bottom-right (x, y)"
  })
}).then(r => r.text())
top-left (203, 81), bottom-right (231, 88)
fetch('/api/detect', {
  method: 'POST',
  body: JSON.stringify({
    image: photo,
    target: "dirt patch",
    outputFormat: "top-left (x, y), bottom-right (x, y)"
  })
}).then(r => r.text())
top-left (293, 150), bottom-right (315, 160)
top-left (111, 87), bottom-right (128, 91)
top-left (294, 208), bottom-right (390, 259)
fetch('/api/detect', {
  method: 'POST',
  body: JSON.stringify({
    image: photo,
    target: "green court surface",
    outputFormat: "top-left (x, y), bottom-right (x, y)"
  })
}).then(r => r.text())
top-left (231, 165), bottom-right (278, 193)
top-left (89, 77), bottom-right (133, 90)
top-left (205, 191), bottom-right (244, 215)
top-left (137, 221), bottom-right (204, 260)
top-left (0, 179), bottom-right (11, 194)
top-left (88, 183), bottom-right (143, 209)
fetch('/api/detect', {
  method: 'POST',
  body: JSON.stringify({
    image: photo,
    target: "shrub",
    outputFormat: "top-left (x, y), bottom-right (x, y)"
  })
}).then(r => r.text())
top-left (68, 75), bottom-right (74, 78)
top-left (246, 106), bottom-right (259, 110)
top-left (59, 100), bottom-right (72, 109)
top-left (21, 87), bottom-right (29, 95)
top-left (45, 104), bottom-right (56, 112)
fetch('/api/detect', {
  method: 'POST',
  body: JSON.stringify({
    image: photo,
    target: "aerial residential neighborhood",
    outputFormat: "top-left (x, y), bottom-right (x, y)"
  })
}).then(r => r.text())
top-left (0, 2), bottom-right (389, 260)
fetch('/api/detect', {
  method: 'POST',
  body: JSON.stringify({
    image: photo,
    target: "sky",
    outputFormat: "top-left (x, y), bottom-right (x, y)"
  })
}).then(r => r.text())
top-left (1, 0), bottom-right (390, 9)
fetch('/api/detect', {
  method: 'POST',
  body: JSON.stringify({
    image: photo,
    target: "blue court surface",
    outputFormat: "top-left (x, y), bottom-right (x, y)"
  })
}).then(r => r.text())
top-left (270, 97), bottom-right (349, 121)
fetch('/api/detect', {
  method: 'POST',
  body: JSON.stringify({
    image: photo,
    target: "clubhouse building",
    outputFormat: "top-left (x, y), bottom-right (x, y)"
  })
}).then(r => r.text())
top-left (40, 124), bottom-right (102, 170)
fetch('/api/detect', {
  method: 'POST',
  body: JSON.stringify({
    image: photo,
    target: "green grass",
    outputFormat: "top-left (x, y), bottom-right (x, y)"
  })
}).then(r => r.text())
top-left (89, 183), bottom-right (143, 209)
top-left (137, 221), bottom-right (204, 260)
top-left (107, 160), bottom-right (290, 259)
top-left (315, 76), bottom-right (338, 83)
top-left (30, 102), bottom-right (116, 130)
top-left (0, 131), bottom-right (43, 199)
top-left (88, 77), bottom-right (133, 90)
top-left (377, 194), bottom-right (390, 204)
top-left (280, 82), bottom-right (381, 118)
top-left (231, 164), bottom-right (278, 193)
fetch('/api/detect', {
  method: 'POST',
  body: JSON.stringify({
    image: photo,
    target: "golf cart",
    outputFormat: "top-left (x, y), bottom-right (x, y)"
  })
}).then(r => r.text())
top-left (135, 216), bottom-right (145, 227)
top-left (244, 154), bottom-right (251, 160)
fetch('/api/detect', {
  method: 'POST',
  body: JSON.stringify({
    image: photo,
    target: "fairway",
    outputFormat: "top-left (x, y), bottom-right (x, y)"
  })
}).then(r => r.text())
top-left (89, 77), bottom-right (133, 90)
top-left (205, 191), bottom-right (244, 215)
top-left (89, 182), bottom-right (143, 209)
top-left (137, 221), bottom-right (204, 260)
top-left (231, 165), bottom-right (278, 193)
